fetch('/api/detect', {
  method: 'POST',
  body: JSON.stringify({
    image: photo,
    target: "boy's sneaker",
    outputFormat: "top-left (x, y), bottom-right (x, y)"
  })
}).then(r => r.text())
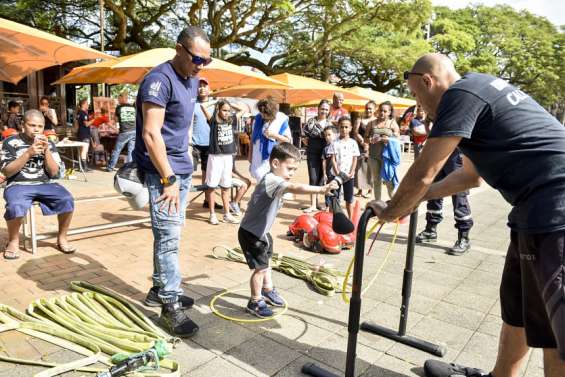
top-left (209, 214), bottom-right (219, 225)
top-left (424, 360), bottom-right (491, 377)
top-left (144, 287), bottom-right (194, 309)
top-left (159, 302), bottom-right (199, 338)
top-left (229, 202), bottom-right (241, 216)
top-left (261, 288), bottom-right (285, 307)
top-left (246, 299), bottom-right (273, 318)
top-left (223, 214), bottom-right (240, 224)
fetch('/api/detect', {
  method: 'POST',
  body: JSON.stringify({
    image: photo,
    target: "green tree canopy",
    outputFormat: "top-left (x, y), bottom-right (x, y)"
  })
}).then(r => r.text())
top-left (431, 5), bottom-right (564, 112)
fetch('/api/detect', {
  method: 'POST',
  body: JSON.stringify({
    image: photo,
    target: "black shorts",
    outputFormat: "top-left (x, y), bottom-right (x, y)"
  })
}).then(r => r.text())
top-left (343, 178), bottom-right (354, 204)
top-left (193, 145), bottom-right (209, 172)
top-left (500, 230), bottom-right (565, 359)
top-left (238, 228), bottom-right (273, 270)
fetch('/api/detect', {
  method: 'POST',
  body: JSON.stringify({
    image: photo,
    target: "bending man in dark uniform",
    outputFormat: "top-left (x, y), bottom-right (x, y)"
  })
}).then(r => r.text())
top-left (370, 53), bottom-right (565, 377)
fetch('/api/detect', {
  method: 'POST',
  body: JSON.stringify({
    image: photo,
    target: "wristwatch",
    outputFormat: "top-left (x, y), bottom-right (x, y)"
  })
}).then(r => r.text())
top-left (160, 175), bottom-right (177, 186)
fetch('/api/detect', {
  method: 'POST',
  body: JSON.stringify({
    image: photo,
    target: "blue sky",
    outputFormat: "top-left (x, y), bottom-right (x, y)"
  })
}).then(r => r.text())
top-left (432, 0), bottom-right (564, 27)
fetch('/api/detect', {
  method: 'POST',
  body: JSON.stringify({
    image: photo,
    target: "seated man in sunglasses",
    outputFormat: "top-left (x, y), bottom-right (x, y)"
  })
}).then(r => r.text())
top-left (132, 26), bottom-right (212, 338)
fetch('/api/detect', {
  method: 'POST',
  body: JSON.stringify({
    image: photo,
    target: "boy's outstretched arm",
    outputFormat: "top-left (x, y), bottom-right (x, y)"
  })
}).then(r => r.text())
top-left (285, 180), bottom-right (338, 195)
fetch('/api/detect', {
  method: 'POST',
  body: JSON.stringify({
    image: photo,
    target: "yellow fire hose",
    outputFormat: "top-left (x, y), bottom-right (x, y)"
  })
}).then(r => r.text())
top-left (0, 281), bottom-right (180, 376)
top-left (341, 220), bottom-right (400, 304)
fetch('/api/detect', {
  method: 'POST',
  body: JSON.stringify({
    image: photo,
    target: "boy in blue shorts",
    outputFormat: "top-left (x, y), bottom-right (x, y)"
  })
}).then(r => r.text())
top-left (238, 142), bottom-right (337, 317)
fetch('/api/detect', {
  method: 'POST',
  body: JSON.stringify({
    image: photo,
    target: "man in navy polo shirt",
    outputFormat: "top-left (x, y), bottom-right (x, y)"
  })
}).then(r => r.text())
top-left (133, 26), bottom-right (211, 338)
top-left (370, 54), bottom-right (565, 377)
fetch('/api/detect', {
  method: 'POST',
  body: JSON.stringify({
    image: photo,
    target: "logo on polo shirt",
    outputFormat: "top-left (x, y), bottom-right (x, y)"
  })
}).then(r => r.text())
top-left (148, 81), bottom-right (162, 97)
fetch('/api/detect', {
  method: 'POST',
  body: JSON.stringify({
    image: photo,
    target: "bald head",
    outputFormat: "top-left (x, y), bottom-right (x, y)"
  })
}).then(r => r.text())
top-left (412, 53), bottom-right (460, 83)
top-left (406, 53), bottom-right (461, 118)
top-left (24, 109), bottom-right (45, 125)
top-left (333, 92), bottom-right (344, 108)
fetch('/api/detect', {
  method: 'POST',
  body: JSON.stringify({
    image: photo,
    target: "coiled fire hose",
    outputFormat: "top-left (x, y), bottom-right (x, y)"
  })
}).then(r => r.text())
top-left (212, 246), bottom-right (344, 296)
top-left (0, 281), bottom-right (180, 376)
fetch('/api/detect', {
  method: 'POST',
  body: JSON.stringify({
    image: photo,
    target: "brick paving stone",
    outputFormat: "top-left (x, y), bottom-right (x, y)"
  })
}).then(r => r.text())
top-left (186, 356), bottom-right (256, 377)
top-left (428, 301), bottom-right (487, 331)
top-left (274, 355), bottom-right (343, 377)
top-left (191, 317), bottom-right (259, 353)
top-left (259, 313), bottom-right (338, 352)
top-left (306, 333), bottom-right (381, 376)
top-left (0, 332), bottom-right (41, 361)
top-left (454, 332), bottom-right (499, 372)
top-left (362, 354), bottom-right (423, 376)
top-left (386, 317), bottom-right (473, 366)
top-left (224, 335), bottom-right (302, 376)
top-left (442, 288), bottom-right (497, 314)
top-left (170, 339), bottom-right (217, 373)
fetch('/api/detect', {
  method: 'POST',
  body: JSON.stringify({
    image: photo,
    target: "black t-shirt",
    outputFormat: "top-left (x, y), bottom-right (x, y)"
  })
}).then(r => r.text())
top-left (42, 110), bottom-right (56, 130)
top-left (303, 117), bottom-right (329, 156)
top-left (115, 104), bottom-right (136, 133)
top-left (208, 117), bottom-right (235, 155)
top-left (77, 110), bottom-right (90, 140)
top-left (429, 73), bottom-right (565, 233)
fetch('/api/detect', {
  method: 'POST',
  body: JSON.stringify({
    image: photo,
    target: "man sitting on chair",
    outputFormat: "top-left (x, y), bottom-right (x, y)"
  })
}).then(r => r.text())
top-left (1, 110), bottom-right (76, 260)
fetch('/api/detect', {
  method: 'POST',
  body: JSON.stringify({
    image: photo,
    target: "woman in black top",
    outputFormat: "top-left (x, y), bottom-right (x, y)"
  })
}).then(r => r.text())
top-left (39, 96), bottom-right (58, 131)
top-left (302, 99), bottom-right (331, 212)
top-left (73, 98), bottom-right (93, 170)
top-left (353, 101), bottom-right (377, 197)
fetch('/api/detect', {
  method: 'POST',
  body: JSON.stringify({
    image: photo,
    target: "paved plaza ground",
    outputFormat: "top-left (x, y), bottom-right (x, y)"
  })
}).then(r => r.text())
top-left (0, 156), bottom-right (544, 376)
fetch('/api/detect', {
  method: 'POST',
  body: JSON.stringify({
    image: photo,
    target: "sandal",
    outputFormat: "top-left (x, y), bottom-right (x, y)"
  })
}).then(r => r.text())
top-left (56, 243), bottom-right (77, 254)
top-left (3, 248), bottom-right (20, 260)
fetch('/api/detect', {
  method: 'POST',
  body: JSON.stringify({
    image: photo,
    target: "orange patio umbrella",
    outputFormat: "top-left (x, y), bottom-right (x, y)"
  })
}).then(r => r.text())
top-left (212, 73), bottom-right (371, 104)
top-left (54, 48), bottom-right (287, 90)
top-left (0, 17), bottom-right (113, 84)
top-left (296, 86), bottom-right (416, 109)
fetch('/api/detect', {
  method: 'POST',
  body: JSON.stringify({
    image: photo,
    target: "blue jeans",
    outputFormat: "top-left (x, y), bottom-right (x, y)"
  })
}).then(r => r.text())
top-left (145, 172), bottom-right (191, 303)
top-left (107, 131), bottom-right (135, 169)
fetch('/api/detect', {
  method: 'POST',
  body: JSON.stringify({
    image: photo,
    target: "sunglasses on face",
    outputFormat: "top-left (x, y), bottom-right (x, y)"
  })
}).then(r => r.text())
top-left (179, 43), bottom-right (212, 66)
top-left (403, 71), bottom-right (424, 80)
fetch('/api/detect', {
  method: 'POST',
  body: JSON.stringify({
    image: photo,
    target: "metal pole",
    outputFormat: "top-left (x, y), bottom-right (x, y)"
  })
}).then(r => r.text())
top-left (99, 0), bottom-right (106, 95)
top-left (302, 207), bottom-right (375, 377)
top-left (360, 209), bottom-right (447, 356)
top-left (32, 218), bottom-right (151, 242)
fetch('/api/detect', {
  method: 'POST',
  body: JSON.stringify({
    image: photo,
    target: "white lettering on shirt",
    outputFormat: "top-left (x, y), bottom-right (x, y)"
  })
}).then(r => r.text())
top-left (148, 81), bottom-right (162, 97)
top-left (506, 89), bottom-right (529, 106)
top-left (490, 78), bottom-right (508, 91)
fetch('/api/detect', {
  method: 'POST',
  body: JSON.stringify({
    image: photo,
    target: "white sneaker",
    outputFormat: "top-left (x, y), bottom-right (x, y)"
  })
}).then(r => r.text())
top-left (209, 214), bottom-right (219, 225)
top-left (223, 214), bottom-right (240, 224)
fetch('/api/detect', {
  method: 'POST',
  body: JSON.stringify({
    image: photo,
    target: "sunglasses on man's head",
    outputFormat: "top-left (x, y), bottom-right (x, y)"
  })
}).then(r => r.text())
top-left (179, 43), bottom-right (212, 66)
top-left (403, 71), bottom-right (424, 80)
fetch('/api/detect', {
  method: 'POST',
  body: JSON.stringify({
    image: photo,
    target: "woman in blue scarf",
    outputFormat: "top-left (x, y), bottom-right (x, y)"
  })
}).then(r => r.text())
top-left (249, 97), bottom-right (292, 181)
